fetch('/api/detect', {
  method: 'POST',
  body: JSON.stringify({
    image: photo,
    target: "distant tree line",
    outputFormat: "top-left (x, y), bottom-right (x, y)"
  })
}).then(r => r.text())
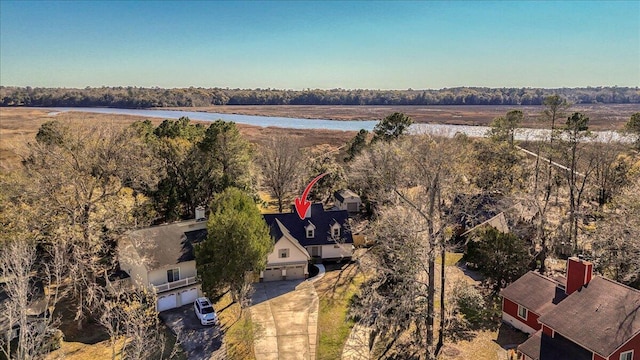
top-left (1, 86), bottom-right (639, 108)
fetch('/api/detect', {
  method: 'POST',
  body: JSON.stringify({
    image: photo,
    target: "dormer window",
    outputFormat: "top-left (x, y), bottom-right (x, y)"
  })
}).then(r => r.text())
top-left (330, 220), bottom-right (341, 239)
top-left (305, 221), bottom-right (316, 238)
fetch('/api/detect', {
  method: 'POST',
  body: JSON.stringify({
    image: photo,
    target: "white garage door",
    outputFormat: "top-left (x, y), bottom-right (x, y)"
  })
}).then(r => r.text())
top-left (286, 265), bottom-right (305, 280)
top-left (180, 287), bottom-right (199, 306)
top-left (157, 293), bottom-right (177, 312)
top-left (263, 268), bottom-right (282, 282)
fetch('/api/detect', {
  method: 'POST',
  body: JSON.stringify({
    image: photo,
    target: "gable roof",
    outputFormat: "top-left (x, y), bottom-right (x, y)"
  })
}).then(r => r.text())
top-left (334, 189), bottom-right (359, 202)
top-left (537, 276), bottom-right (640, 357)
top-left (500, 271), bottom-right (567, 315)
top-left (273, 219), bottom-right (311, 259)
top-left (462, 212), bottom-right (509, 237)
top-left (263, 204), bottom-right (353, 247)
top-left (125, 220), bottom-right (207, 271)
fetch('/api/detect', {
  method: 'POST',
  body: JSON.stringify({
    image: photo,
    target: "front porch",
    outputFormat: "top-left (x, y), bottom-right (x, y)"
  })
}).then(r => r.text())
top-left (150, 275), bottom-right (198, 293)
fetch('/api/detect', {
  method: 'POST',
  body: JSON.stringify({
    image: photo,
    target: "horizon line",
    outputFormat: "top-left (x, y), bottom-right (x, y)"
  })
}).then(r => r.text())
top-left (1, 85), bottom-right (638, 91)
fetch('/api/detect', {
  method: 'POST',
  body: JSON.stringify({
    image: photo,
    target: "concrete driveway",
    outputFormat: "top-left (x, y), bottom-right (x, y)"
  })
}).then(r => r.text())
top-left (250, 280), bottom-right (319, 360)
top-left (160, 304), bottom-right (225, 360)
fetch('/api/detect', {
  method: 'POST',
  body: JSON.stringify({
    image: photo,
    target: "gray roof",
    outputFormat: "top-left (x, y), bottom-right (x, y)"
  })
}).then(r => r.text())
top-left (126, 220), bottom-right (207, 270)
top-left (537, 276), bottom-right (640, 357)
top-left (518, 331), bottom-right (593, 360)
top-left (500, 271), bottom-right (567, 315)
top-left (462, 212), bottom-right (509, 237)
top-left (334, 189), bottom-right (360, 202)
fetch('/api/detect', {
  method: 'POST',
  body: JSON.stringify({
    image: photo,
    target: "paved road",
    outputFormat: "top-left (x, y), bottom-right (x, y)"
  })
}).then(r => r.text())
top-left (160, 304), bottom-right (226, 360)
top-left (251, 280), bottom-right (319, 360)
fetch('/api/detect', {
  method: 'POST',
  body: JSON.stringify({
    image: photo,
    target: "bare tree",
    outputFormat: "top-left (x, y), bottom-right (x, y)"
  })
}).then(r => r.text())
top-left (589, 136), bottom-right (629, 209)
top-left (349, 134), bottom-right (467, 359)
top-left (98, 283), bottom-right (183, 360)
top-left (120, 290), bottom-right (165, 359)
top-left (99, 293), bottom-right (127, 360)
top-left (524, 95), bottom-right (570, 273)
top-left (356, 205), bottom-right (431, 358)
top-left (561, 112), bottom-right (596, 252)
top-left (304, 146), bottom-right (347, 204)
top-left (20, 121), bottom-right (159, 329)
top-left (0, 239), bottom-right (60, 360)
top-left (591, 178), bottom-right (640, 288)
top-left (258, 136), bottom-right (304, 212)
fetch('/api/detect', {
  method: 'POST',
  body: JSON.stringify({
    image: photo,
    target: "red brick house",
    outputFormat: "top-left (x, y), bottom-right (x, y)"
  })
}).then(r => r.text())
top-left (500, 257), bottom-right (640, 360)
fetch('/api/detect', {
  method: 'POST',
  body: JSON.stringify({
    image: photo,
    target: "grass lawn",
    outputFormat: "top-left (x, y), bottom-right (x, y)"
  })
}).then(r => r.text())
top-left (437, 253), bottom-right (528, 360)
top-left (46, 328), bottom-right (183, 360)
top-left (314, 262), bottom-right (365, 360)
top-left (44, 295), bottom-right (184, 360)
top-left (214, 292), bottom-right (256, 360)
top-left (438, 325), bottom-right (527, 360)
top-left (46, 339), bottom-right (119, 360)
top-left (436, 252), bottom-right (464, 266)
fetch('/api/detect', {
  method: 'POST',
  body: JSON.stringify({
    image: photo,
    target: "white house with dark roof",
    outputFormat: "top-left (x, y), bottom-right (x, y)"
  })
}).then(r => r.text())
top-left (118, 219), bottom-right (206, 312)
top-left (261, 203), bottom-right (353, 282)
top-left (260, 218), bottom-right (312, 281)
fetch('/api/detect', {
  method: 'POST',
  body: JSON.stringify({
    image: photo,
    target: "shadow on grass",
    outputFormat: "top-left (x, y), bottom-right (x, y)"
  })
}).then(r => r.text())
top-left (494, 323), bottom-right (528, 349)
top-left (54, 297), bottom-right (109, 344)
top-left (456, 262), bottom-right (486, 283)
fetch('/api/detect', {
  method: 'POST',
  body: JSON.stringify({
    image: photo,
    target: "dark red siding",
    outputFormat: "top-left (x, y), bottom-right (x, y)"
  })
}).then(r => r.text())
top-left (542, 325), bottom-right (554, 336)
top-left (503, 297), bottom-right (542, 331)
top-left (609, 332), bottom-right (640, 360)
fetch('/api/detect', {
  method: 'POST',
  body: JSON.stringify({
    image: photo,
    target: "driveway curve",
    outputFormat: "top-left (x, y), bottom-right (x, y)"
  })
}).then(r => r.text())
top-left (250, 280), bottom-right (319, 360)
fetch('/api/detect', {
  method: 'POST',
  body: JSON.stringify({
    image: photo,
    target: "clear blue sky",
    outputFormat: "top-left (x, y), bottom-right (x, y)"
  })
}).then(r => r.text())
top-left (1, 1), bottom-right (638, 89)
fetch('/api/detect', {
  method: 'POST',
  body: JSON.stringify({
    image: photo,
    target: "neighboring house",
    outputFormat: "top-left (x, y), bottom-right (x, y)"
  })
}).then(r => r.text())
top-left (262, 203), bottom-right (354, 282)
top-left (119, 219), bottom-right (206, 312)
top-left (501, 257), bottom-right (640, 360)
top-left (334, 189), bottom-right (362, 213)
top-left (0, 287), bottom-right (51, 342)
top-left (461, 212), bottom-right (510, 240)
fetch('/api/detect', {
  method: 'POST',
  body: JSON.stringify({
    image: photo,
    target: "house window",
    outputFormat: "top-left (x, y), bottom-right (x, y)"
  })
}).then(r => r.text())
top-left (332, 226), bottom-right (340, 238)
top-left (305, 221), bottom-right (316, 238)
top-left (517, 304), bottom-right (527, 320)
top-left (279, 248), bottom-right (290, 258)
top-left (167, 268), bottom-right (180, 283)
top-left (620, 351), bottom-right (633, 360)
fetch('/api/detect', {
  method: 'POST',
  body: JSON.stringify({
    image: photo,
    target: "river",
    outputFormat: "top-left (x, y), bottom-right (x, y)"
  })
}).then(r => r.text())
top-left (45, 107), bottom-right (629, 142)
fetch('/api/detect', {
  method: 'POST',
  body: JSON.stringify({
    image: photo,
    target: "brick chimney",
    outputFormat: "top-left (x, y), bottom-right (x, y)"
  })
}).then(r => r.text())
top-left (565, 257), bottom-right (593, 295)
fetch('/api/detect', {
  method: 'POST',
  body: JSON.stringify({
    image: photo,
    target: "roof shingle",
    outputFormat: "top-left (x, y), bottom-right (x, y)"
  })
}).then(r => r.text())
top-left (518, 331), bottom-right (593, 360)
top-left (500, 271), bottom-right (567, 315)
top-left (537, 276), bottom-right (640, 357)
top-left (126, 220), bottom-right (207, 270)
top-left (263, 204), bottom-right (353, 247)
